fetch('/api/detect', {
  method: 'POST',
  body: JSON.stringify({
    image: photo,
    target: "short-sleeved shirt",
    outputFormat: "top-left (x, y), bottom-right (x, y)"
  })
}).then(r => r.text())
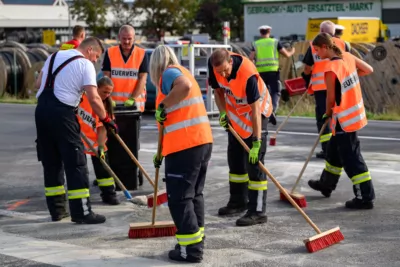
top-left (101, 45), bottom-right (148, 74)
top-left (303, 42), bottom-right (350, 67)
top-left (208, 55), bottom-right (260, 105)
top-left (250, 38), bottom-right (283, 52)
top-left (161, 68), bottom-right (183, 95)
top-left (36, 49), bottom-right (97, 107)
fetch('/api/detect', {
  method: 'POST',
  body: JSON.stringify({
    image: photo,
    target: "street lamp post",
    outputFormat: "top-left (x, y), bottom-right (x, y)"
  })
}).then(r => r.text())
top-left (66, 0), bottom-right (72, 40)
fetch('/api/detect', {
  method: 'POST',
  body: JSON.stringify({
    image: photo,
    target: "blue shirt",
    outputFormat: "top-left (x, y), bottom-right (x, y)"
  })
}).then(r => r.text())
top-left (161, 68), bottom-right (183, 95)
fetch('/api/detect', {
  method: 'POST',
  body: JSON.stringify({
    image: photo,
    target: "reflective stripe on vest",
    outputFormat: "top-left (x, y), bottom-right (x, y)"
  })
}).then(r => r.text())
top-left (214, 52), bottom-right (273, 139)
top-left (156, 65), bottom-right (213, 156)
top-left (253, 38), bottom-right (279, 72)
top-left (310, 38), bottom-right (346, 92)
top-left (327, 52), bottom-right (367, 135)
top-left (60, 43), bottom-right (76, 50)
top-left (108, 46), bottom-right (147, 112)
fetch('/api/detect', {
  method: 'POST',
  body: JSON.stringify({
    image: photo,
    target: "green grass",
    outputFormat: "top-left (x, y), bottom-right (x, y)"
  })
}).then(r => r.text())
top-left (0, 95), bottom-right (37, 105)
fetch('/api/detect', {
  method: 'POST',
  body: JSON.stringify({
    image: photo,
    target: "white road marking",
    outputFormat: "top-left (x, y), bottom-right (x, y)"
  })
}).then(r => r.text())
top-left (0, 230), bottom-right (181, 267)
top-left (0, 209), bottom-right (48, 220)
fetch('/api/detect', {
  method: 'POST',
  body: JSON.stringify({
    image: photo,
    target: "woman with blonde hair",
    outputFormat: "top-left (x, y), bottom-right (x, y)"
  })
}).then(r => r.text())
top-left (307, 32), bottom-right (376, 209)
top-left (150, 45), bottom-right (213, 263)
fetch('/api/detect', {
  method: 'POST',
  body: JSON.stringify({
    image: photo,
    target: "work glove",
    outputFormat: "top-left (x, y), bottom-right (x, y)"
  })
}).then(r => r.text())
top-left (111, 100), bottom-right (116, 107)
top-left (301, 72), bottom-right (311, 88)
top-left (322, 113), bottom-right (331, 122)
top-left (124, 97), bottom-right (135, 107)
top-left (155, 104), bottom-right (166, 124)
top-left (268, 112), bottom-right (277, 125)
top-left (153, 153), bottom-right (164, 169)
top-left (100, 114), bottom-right (119, 134)
top-left (98, 146), bottom-right (105, 160)
top-left (219, 111), bottom-right (229, 131)
top-left (249, 140), bottom-right (261, 164)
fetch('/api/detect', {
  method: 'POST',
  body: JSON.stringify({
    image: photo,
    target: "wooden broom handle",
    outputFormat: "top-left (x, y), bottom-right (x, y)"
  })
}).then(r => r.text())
top-left (151, 125), bottom-right (164, 225)
top-left (228, 125), bottom-right (322, 234)
top-left (111, 131), bottom-right (155, 188)
top-left (271, 90), bottom-right (308, 139)
top-left (80, 133), bottom-right (128, 193)
top-left (290, 120), bottom-right (329, 194)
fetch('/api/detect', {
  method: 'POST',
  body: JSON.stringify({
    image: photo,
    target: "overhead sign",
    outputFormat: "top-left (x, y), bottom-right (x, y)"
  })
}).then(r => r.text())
top-left (247, 2), bottom-right (374, 14)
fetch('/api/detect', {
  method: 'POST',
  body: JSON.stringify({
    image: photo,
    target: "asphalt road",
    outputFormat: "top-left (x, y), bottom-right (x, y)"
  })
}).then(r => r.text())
top-left (1, 103), bottom-right (400, 267)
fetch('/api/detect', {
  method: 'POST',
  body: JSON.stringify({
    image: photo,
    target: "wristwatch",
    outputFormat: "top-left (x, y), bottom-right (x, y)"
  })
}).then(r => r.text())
top-left (252, 136), bottom-right (261, 142)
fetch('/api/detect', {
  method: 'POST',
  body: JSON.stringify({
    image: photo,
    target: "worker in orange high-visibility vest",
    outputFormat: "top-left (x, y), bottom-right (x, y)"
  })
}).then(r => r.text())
top-left (208, 48), bottom-right (273, 226)
top-left (150, 45), bottom-right (213, 263)
top-left (77, 76), bottom-right (120, 205)
top-left (302, 20), bottom-right (351, 159)
top-left (308, 33), bottom-right (375, 209)
top-left (102, 24), bottom-right (148, 112)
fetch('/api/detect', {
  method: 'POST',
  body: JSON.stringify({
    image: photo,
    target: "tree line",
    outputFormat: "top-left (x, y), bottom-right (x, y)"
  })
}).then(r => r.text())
top-left (70, 0), bottom-right (244, 41)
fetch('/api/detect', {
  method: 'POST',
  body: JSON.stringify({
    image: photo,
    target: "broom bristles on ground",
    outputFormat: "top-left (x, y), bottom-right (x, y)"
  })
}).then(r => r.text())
top-left (304, 227), bottom-right (344, 253)
top-left (279, 191), bottom-right (307, 208)
top-left (147, 191), bottom-right (168, 208)
top-left (128, 225), bottom-right (176, 239)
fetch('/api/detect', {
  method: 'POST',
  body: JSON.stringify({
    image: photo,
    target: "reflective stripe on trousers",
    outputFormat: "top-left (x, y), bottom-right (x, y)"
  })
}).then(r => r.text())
top-left (45, 185), bottom-right (66, 197)
top-left (199, 227), bottom-right (204, 238)
top-left (229, 173), bottom-right (249, 183)
top-left (351, 171), bottom-right (371, 185)
top-left (164, 116), bottom-right (209, 134)
top-left (320, 133), bottom-right (332, 143)
top-left (248, 180), bottom-right (267, 191)
top-left (176, 229), bottom-right (202, 246)
top-left (68, 188), bottom-right (90, 200)
top-left (324, 161), bottom-right (343, 176)
top-left (96, 177), bottom-right (115, 187)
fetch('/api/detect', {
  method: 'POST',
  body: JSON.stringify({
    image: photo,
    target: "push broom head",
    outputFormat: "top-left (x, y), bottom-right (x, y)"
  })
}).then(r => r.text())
top-left (269, 137), bottom-right (276, 146)
top-left (280, 191), bottom-right (307, 208)
top-left (304, 227), bottom-right (344, 253)
top-left (128, 221), bottom-right (176, 239)
top-left (147, 189), bottom-right (168, 208)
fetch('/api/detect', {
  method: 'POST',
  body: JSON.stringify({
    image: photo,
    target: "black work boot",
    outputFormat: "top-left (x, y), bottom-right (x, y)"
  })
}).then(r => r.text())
top-left (218, 202), bottom-right (247, 215)
top-left (101, 193), bottom-right (120, 205)
top-left (236, 211), bottom-right (267, 227)
top-left (345, 198), bottom-right (374, 209)
top-left (71, 212), bottom-right (106, 224)
top-left (168, 248), bottom-right (202, 263)
top-left (308, 180), bottom-right (332, 197)
top-left (92, 180), bottom-right (98, 187)
top-left (51, 212), bottom-right (70, 222)
top-left (47, 195), bottom-right (68, 221)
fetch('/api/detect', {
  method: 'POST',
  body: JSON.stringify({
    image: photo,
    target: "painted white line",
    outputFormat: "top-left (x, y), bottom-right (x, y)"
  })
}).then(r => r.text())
top-left (0, 209), bottom-right (48, 220)
top-left (0, 231), bottom-right (181, 267)
top-left (140, 148), bottom-right (157, 153)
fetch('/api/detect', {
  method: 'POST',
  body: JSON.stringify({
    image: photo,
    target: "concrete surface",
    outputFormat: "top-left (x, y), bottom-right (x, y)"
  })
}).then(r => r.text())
top-left (1, 103), bottom-right (400, 267)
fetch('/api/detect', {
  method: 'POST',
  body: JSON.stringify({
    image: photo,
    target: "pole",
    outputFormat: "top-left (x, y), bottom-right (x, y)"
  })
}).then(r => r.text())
top-left (67, 1), bottom-right (71, 40)
top-left (13, 49), bottom-right (17, 96)
top-left (223, 21), bottom-right (230, 45)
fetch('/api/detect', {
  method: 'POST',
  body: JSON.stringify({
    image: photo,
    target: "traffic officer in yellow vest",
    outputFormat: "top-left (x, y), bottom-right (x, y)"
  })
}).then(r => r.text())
top-left (102, 25), bottom-right (148, 111)
top-left (249, 25), bottom-right (295, 115)
top-left (302, 20), bottom-right (350, 159)
top-left (208, 48), bottom-right (273, 226)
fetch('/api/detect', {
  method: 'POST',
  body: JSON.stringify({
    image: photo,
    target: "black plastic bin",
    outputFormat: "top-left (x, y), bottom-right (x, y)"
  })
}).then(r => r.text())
top-left (106, 105), bottom-right (142, 191)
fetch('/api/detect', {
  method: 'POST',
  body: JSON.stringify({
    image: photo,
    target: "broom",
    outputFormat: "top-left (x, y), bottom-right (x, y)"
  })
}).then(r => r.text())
top-left (280, 120), bottom-right (329, 208)
top-left (128, 125), bottom-right (176, 238)
top-left (228, 125), bottom-right (344, 253)
top-left (110, 131), bottom-right (168, 208)
top-left (80, 133), bottom-right (134, 202)
top-left (269, 89), bottom-right (308, 146)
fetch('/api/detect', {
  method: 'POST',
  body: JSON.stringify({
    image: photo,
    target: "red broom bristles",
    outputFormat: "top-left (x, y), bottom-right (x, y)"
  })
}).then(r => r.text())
top-left (305, 230), bottom-right (344, 253)
top-left (128, 226), bottom-right (176, 239)
top-left (147, 191), bottom-right (168, 208)
top-left (279, 191), bottom-right (307, 208)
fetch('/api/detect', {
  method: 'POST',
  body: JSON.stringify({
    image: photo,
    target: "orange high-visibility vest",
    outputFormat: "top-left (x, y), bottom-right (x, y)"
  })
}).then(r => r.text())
top-left (308, 37), bottom-right (346, 94)
top-left (156, 65), bottom-right (213, 157)
top-left (326, 52), bottom-right (367, 135)
top-left (213, 52), bottom-right (273, 139)
top-left (108, 45), bottom-right (146, 112)
top-left (76, 94), bottom-right (108, 155)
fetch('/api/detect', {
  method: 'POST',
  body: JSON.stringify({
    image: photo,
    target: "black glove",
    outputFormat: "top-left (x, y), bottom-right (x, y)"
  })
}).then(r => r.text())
top-left (100, 114), bottom-right (119, 134)
top-left (301, 72), bottom-right (311, 88)
top-left (269, 112), bottom-right (277, 125)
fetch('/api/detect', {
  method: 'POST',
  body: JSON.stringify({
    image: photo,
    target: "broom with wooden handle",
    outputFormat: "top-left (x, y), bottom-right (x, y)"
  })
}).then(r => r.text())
top-left (228, 124), bottom-right (343, 253)
top-left (110, 131), bottom-right (168, 208)
top-left (280, 120), bottom-right (329, 208)
top-left (269, 89), bottom-right (308, 146)
top-left (80, 133), bottom-right (134, 202)
top-left (128, 125), bottom-right (176, 238)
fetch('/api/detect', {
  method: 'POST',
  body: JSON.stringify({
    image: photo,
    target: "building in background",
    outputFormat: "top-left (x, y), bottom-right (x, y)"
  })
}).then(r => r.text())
top-left (243, 0), bottom-right (400, 42)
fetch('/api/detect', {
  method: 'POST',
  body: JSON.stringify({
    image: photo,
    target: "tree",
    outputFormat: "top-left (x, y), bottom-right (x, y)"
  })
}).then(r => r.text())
top-left (70, 0), bottom-right (108, 36)
top-left (133, 0), bottom-right (200, 41)
top-left (109, 0), bottom-right (137, 29)
top-left (219, 0), bottom-right (244, 40)
top-left (195, 0), bottom-right (222, 40)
